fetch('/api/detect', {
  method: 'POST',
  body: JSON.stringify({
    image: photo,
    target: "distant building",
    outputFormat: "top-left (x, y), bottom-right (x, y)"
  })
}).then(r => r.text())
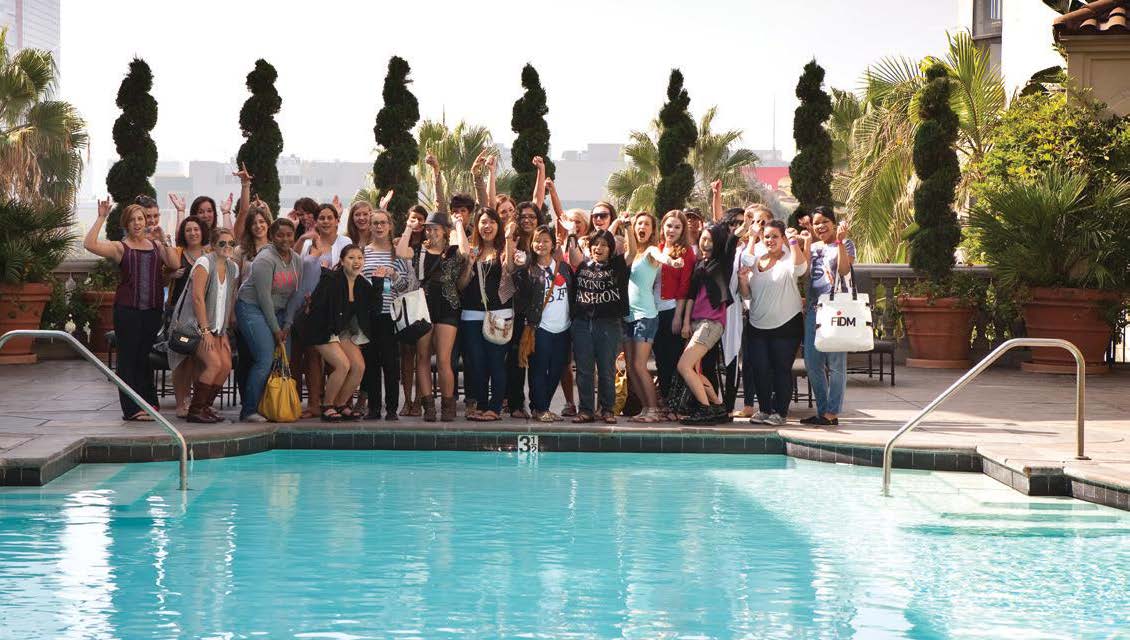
top-left (0, 0), bottom-right (60, 64)
top-left (553, 144), bottom-right (626, 209)
top-left (956, 0), bottom-right (1064, 96)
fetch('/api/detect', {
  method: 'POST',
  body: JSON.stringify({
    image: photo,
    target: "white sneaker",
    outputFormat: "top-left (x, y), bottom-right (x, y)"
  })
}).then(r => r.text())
top-left (749, 411), bottom-right (772, 424)
top-left (764, 413), bottom-right (787, 426)
top-left (243, 413), bottom-right (268, 423)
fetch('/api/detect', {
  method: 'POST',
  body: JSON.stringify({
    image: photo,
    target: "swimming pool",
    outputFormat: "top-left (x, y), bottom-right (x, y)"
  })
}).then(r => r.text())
top-left (1, 451), bottom-right (1127, 639)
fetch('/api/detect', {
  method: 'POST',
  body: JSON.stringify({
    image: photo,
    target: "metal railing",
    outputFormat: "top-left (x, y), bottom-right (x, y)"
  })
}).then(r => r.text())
top-left (881, 338), bottom-right (1086, 496)
top-left (0, 330), bottom-right (188, 491)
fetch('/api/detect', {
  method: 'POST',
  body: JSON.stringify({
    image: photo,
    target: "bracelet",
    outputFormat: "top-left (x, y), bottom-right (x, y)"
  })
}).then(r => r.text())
top-left (788, 239), bottom-right (799, 245)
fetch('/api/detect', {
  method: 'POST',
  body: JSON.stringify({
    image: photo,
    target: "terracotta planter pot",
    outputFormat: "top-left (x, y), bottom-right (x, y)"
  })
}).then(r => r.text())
top-left (0, 282), bottom-right (53, 365)
top-left (83, 290), bottom-right (117, 357)
top-left (1021, 287), bottom-right (1119, 375)
top-left (897, 295), bottom-right (975, 369)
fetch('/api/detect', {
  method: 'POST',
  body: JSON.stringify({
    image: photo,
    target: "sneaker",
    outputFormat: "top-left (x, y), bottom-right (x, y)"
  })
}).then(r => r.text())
top-left (242, 413), bottom-right (268, 423)
top-left (710, 404), bottom-right (732, 424)
top-left (764, 413), bottom-right (787, 426)
top-left (749, 411), bottom-right (772, 425)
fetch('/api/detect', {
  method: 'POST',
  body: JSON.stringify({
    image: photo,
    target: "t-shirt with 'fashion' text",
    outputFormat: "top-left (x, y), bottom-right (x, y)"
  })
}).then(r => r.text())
top-left (573, 255), bottom-right (628, 320)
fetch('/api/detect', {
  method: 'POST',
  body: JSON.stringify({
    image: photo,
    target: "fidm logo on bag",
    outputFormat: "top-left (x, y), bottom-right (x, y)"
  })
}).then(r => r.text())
top-left (830, 311), bottom-right (857, 327)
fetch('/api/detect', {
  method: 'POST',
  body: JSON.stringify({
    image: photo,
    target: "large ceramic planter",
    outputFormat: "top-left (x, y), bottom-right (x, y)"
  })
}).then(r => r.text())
top-left (897, 295), bottom-right (975, 369)
top-left (0, 282), bottom-right (53, 365)
top-left (83, 290), bottom-right (116, 358)
top-left (1021, 287), bottom-right (1119, 375)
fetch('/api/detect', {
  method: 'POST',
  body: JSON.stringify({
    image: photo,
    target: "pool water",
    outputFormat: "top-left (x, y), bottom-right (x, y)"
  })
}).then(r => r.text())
top-left (1, 451), bottom-right (1128, 639)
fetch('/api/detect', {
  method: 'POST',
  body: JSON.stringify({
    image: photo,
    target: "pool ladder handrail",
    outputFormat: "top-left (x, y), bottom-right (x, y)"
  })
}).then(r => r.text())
top-left (881, 338), bottom-right (1086, 497)
top-left (0, 329), bottom-right (188, 491)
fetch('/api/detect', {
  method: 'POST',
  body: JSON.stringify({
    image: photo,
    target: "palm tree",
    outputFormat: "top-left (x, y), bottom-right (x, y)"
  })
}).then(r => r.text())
top-left (0, 27), bottom-right (87, 209)
top-left (835, 31), bottom-right (1005, 263)
top-left (607, 106), bottom-right (757, 214)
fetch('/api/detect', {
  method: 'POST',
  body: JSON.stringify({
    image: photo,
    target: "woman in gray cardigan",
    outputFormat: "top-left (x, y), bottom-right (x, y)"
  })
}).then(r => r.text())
top-left (168, 227), bottom-right (241, 423)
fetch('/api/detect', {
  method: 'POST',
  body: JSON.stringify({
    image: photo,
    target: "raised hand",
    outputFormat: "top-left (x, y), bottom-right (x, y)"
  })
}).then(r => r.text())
top-left (514, 250), bottom-right (528, 267)
top-left (505, 221), bottom-right (519, 240)
top-left (670, 257), bottom-right (684, 269)
top-left (233, 162), bottom-right (253, 184)
top-left (544, 177), bottom-right (554, 192)
top-left (379, 189), bottom-right (394, 210)
top-left (221, 192), bottom-right (234, 214)
top-left (372, 265), bottom-right (395, 279)
top-left (97, 197), bottom-right (113, 218)
top-left (836, 221), bottom-right (850, 242)
top-left (485, 154), bottom-right (497, 170)
top-left (332, 195), bottom-right (343, 215)
top-left (711, 179), bottom-right (722, 195)
top-left (785, 226), bottom-right (797, 240)
top-left (169, 193), bottom-right (186, 212)
top-left (406, 216), bottom-right (421, 233)
top-left (425, 152), bottom-right (439, 171)
top-left (531, 156), bottom-right (543, 170)
top-left (469, 246), bottom-right (481, 260)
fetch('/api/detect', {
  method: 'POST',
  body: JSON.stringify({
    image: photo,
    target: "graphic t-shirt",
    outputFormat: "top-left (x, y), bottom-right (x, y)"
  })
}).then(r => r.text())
top-left (573, 255), bottom-right (628, 320)
top-left (538, 260), bottom-right (571, 333)
top-left (807, 239), bottom-right (857, 300)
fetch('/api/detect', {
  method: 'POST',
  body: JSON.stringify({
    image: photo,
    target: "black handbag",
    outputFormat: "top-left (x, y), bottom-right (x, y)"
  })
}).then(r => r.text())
top-left (166, 282), bottom-right (201, 355)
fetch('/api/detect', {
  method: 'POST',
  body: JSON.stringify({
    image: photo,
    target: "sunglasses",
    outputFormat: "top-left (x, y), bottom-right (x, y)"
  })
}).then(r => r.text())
top-left (519, 213), bottom-right (538, 220)
top-left (214, 240), bottom-right (233, 248)
top-left (372, 221), bottom-right (390, 227)
top-left (134, 195), bottom-right (158, 208)
top-left (591, 212), bottom-right (610, 220)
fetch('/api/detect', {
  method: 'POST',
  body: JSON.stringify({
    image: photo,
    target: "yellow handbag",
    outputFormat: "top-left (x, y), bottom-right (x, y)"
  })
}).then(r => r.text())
top-left (259, 347), bottom-right (300, 423)
top-left (613, 352), bottom-right (628, 415)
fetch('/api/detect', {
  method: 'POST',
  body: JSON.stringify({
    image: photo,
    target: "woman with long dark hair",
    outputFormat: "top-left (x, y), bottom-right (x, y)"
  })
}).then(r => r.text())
top-left (397, 204), bottom-right (428, 417)
top-left (167, 215), bottom-right (207, 418)
top-left (802, 206), bottom-right (855, 426)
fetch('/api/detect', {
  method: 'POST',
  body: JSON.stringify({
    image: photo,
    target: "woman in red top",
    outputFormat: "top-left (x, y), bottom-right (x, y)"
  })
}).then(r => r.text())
top-left (654, 209), bottom-right (696, 417)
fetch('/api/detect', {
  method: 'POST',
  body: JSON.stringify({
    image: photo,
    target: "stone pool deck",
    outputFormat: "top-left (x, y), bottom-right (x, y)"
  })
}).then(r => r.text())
top-left (1, 361), bottom-right (1128, 510)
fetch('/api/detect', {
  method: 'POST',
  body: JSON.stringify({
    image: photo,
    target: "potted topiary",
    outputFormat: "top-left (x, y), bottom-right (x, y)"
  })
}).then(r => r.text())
top-left (969, 165), bottom-right (1130, 373)
top-left (0, 198), bottom-right (77, 364)
top-left (81, 257), bottom-right (120, 358)
top-left (896, 62), bottom-right (976, 368)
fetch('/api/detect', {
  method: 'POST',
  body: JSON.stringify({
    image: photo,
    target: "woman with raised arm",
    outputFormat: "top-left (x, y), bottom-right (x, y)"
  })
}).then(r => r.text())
top-left (737, 220), bottom-right (809, 426)
top-left (233, 198), bottom-right (272, 406)
top-left (168, 227), bottom-right (240, 423)
top-left (802, 206), bottom-right (855, 426)
top-left (359, 207), bottom-right (413, 420)
top-left (84, 199), bottom-right (180, 421)
top-left (569, 229), bottom-right (629, 423)
top-left (456, 207), bottom-right (514, 421)
top-left (395, 202), bottom-right (427, 416)
top-left (166, 215), bottom-right (207, 418)
top-left (513, 225), bottom-right (574, 422)
top-left (676, 220), bottom-right (741, 425)
top-left (653, 209), bottom-right (696, 419)
top-left (295, 245), bottom-right (382, 421)
top-left (621, 211), bottom-right (685, 422)
top-left (235, 218), bottom-right (302, 422)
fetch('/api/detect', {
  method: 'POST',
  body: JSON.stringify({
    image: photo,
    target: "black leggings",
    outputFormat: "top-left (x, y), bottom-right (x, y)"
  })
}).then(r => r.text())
top-left (653, 308), bottom-right (685, 400)
top-left (363, 314), bottom-right (400, 413)
top-left (113, 305), bottom-right (163, 419)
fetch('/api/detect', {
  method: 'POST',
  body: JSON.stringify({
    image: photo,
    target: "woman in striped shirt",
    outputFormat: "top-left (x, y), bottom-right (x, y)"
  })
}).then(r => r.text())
top-left (360, 207), bottom-right (414, 419)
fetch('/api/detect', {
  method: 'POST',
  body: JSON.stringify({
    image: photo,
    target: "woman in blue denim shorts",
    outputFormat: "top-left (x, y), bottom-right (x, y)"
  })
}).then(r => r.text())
top-left (621, 211), bottom-right (685, 423)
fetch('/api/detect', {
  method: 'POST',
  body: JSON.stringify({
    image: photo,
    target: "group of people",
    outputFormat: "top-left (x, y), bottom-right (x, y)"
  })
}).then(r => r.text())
top-left (82, 153), bottom-right (855, 428)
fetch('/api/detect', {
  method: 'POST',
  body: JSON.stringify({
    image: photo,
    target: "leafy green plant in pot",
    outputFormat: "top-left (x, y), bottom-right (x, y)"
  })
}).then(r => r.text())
top-left (896, 62), bottom-right (976, 368)
top-left (82, 257), bottom-right (120, 357)
top-left (969, 165), bottom-right (1130, 374)
top-left (0, 198), bottom-right (77, 364)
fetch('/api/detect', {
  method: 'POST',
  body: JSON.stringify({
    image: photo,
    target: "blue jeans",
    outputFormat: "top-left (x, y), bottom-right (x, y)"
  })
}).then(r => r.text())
top-left (804, 302), bottom-right (846, 416)
top-left (572, 316), bottom-right (621, 414)
top-left (237, 299), bottom-right (288, 419)
top-left (528, 328), bottom-right (571, 412)
top-left (746, 330), bottom-right (802, 417)
top-left (460, 320), bottom-right (508, 413)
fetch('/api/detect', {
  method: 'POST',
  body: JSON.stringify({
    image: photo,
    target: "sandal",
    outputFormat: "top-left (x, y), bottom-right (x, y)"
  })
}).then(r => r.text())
top-left (732, 406), bottom-right (755, 418)
top-left (337, 405), bottom-right (362, 421)
top-left (478, 410), bottom-right (500, 421)
top-left (126, 410), bottom-right (154, 422)
top-left (561, 403), bottom-right (578, 417)
top-left (538, 411), bottom-right (558, 423)
top-left (600, 410), bottom-right (618, 424)
top-left (511, 409), bottom-right (530, 419)
top-left (572, 411), bottom-right (596, 424)
top-left (629, 408), bottom-right (659, 424)
top-left (320, 406), bottom-right (344, 423)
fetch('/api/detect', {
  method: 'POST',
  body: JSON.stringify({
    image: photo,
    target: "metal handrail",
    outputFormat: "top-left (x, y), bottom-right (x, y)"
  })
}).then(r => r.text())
top-left (0, 330), bottom-right (188, 490)
top-left (881, 338), bottom-right (1086, 496)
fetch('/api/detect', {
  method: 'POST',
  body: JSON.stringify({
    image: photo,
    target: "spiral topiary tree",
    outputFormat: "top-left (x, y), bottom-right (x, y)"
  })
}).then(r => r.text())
top-left (789, 60), bottom-right (833, 222)
top-left (510, 63), bottom-right (555, 203)
top-left (654, 69), bottom-right (696, 216)
top-left (236, 59), bottom-right (283, 216)
top-left (373, 56), bottom-right (420, 231)
top-left (909, 61), bottom-right (961, 282)
top-left (105, 58), bottom-right (157, 240)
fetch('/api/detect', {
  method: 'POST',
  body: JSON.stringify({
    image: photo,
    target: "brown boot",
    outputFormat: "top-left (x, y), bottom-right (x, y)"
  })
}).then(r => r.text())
top-left (421, 395), bottom-right (437, 422)
top-left (440, 396), bottom-right (456, 422)
top-left (203, 383), bottom-right (226, 423)
top-left (186, 382), bottom-right (217, 423)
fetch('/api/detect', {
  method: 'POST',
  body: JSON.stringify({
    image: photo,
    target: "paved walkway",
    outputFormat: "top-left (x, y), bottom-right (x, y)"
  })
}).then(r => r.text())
top-left (1, 360), bottom-right (1128, 498)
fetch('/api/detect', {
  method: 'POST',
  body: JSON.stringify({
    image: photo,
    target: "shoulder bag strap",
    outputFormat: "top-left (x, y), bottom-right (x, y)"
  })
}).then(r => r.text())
top-left (476, 259), bottom-right (490, 310)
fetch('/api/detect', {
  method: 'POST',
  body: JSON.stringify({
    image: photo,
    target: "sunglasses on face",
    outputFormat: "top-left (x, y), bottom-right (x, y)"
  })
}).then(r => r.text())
top-left (214, 240), bottom-right (233, 248)
top-left (592, 213), bottom-right (610, 220)
top-left (372, 221), bottom-right (390, 227)
top-left (519, 213), bottom-right (538, 220)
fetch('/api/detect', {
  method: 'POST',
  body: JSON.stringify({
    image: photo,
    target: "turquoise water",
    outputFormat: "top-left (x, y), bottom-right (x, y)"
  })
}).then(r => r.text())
top-left (1, 451), bottom-right (1128, 639)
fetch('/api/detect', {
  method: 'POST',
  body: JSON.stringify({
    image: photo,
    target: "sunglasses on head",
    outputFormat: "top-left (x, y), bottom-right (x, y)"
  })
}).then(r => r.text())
top-left (135, 195), bottom-right (158, 208)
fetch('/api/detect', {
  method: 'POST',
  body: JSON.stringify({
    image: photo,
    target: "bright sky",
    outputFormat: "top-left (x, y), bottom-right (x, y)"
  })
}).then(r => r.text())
top-left (61, 0), bottom-right (961, 189)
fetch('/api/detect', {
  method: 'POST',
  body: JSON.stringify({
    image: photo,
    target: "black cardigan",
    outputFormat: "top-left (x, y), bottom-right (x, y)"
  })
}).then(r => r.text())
top-left (514, 260), bottom-right (575, 328)
top-left (296, 269), bottom-right (383, 346)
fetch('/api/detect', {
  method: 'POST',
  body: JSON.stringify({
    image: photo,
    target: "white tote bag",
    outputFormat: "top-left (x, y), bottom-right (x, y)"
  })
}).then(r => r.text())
top-left (391, 253), bottom-right (433, 343)
top-left (814, 268), bottom-right (874, 353)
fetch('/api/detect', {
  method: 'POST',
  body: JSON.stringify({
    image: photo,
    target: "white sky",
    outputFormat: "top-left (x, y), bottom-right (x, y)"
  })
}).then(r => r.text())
top-left (61, 0), bottom-right (961, 187)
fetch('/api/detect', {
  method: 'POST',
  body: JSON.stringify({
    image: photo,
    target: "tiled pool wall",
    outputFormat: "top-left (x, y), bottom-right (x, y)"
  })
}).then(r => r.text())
top-left (2, 428), bottom-right (1127, 511)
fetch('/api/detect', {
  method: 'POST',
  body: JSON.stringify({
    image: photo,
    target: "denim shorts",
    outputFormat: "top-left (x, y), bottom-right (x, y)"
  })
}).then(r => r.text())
top-left (623, 315), bottom-right (659, 343)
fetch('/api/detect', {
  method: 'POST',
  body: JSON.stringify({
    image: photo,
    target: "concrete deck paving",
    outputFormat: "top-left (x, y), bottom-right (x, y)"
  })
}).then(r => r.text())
top-left (1, 360), bottom-right (1127, 509)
